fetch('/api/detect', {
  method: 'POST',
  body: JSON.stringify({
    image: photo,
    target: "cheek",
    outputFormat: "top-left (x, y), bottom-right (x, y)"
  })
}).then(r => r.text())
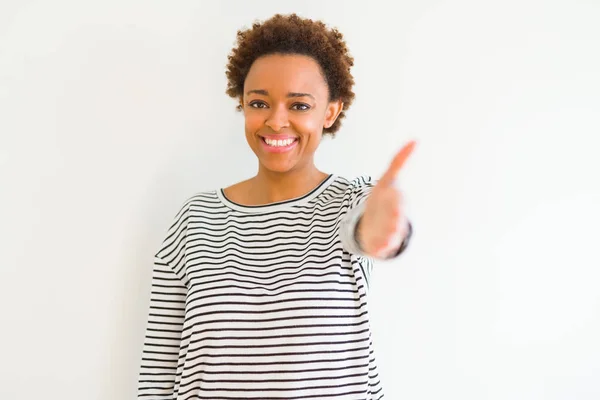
top-left (244, 112), bottom-right (263, 133)
top-left (292, 114), bottom-right (324, 135)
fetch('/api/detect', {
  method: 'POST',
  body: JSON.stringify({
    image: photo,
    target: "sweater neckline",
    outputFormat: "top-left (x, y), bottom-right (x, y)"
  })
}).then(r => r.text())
top-left (217, 174), bottom-right (336, 213)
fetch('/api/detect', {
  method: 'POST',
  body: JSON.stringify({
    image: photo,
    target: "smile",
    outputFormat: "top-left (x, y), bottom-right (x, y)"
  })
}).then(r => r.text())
top-left (260, 137), bottom-right (299, 153)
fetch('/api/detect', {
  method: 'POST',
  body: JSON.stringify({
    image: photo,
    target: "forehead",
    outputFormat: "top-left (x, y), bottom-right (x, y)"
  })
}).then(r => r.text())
top-left (244, 54), bottom-right (328, 97)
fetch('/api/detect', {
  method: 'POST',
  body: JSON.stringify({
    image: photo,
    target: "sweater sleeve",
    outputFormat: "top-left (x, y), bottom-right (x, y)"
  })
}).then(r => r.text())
top-left (137, 257), bottom-right (187, 399)
top-left (137, 199), bottom-right (192, 399)
top-left (339, 176), bottom-right (413, 259)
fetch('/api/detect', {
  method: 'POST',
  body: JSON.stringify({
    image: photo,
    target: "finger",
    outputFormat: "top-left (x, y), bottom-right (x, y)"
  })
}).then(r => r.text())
top-left (378, 140), bottom-right (416, 187)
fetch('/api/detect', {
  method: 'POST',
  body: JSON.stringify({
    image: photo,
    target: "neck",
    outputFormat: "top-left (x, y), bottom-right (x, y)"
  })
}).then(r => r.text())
top-left (250, 163), bottom-right (329, 204)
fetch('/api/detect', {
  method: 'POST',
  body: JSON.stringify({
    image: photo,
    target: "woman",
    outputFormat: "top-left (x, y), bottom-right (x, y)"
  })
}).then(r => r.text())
top-left (138, 13), bottom-right (415, 400)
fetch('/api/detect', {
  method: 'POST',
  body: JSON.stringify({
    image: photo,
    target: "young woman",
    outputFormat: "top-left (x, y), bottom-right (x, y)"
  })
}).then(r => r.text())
top-left (138, 13), bottom-right (415, 400)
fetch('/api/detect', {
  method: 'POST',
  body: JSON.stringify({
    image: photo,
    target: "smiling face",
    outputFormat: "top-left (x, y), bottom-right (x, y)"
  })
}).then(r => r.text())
top-left (241, 54), bottom-right (343, 175)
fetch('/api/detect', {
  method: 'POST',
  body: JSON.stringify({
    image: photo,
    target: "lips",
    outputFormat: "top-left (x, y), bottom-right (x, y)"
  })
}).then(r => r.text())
top-left (259, 136), bottom-right (299, 153)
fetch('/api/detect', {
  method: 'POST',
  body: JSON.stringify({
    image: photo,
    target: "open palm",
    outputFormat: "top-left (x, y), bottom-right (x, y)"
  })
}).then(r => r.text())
top-left (357, 140), bottom-right (416, 258)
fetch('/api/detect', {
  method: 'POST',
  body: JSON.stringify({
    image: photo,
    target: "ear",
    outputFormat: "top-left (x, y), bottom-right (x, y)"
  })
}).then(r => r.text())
top-left (324, 100), bottom-right (343, 129)
top-left (239, 97), bottom-right (244, 112)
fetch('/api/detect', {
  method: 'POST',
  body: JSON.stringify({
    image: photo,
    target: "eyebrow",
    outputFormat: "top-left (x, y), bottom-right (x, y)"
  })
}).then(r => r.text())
top-left (246, 89), bottom-right (315, 100)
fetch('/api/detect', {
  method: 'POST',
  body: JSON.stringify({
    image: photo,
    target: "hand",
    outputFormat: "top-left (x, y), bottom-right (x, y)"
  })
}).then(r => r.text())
top-left (357, 140), bottom-right (416, 258)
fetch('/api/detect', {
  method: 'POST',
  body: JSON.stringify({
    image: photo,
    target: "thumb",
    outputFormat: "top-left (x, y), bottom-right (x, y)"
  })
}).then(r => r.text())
top-left (378, 140), bottom-right (417, 187)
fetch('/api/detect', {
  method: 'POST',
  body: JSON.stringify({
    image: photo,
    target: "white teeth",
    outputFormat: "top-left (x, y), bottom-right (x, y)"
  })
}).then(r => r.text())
top-left (265, 138), bottom-right (295, 147)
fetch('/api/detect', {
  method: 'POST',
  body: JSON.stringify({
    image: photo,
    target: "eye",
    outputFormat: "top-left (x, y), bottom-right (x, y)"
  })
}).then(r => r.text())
top-left (249, 101), bottom-right (268, 109)
top-left (291, 103), bottom-right (311, 111)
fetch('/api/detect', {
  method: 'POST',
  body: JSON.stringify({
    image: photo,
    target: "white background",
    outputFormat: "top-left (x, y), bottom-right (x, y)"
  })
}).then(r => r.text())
top-left (1, 1), bottom-right (599, 399)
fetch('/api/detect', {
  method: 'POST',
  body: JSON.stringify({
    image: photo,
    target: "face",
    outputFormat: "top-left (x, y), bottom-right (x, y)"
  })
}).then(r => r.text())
top-left (241, 54), bottom-right (343, 174)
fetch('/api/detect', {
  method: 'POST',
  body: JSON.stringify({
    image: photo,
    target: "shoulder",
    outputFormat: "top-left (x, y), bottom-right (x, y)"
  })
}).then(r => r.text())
top-left (155, 190), bottom-right (219, 255)
top-left (334, 175), bottom-right (377, 190)
top-left (332, 175), bottom-right (377, 205)
top-left (168, 190), bottom-right (222, 222)
top-left (348, 175), bottom-right (377, 189)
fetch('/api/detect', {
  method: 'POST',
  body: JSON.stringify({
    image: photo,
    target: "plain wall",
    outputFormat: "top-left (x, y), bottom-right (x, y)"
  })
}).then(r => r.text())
top-left (1, 0), bottom-right (599, 399)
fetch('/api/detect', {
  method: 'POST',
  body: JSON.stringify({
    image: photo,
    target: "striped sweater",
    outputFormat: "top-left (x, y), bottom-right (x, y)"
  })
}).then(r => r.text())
top-left (137, 174), bottom-right (411, 399)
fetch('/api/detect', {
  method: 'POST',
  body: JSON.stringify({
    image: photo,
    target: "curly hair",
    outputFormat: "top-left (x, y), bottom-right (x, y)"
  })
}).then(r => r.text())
top-left (225, 13), bottom-right (355, 136)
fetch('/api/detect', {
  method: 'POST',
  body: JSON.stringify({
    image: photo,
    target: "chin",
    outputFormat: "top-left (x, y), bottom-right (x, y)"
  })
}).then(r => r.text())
top-left (260, 160), bottom-right (297, 174)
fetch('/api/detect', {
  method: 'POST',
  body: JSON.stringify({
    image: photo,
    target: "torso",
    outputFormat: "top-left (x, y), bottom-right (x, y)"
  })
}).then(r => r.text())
top-left (141, 175), bottom-right (385, 399)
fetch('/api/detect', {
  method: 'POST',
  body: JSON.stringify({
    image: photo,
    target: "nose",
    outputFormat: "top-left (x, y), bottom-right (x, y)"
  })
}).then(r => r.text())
top-left (264, 104), bottom-right (290, 132)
